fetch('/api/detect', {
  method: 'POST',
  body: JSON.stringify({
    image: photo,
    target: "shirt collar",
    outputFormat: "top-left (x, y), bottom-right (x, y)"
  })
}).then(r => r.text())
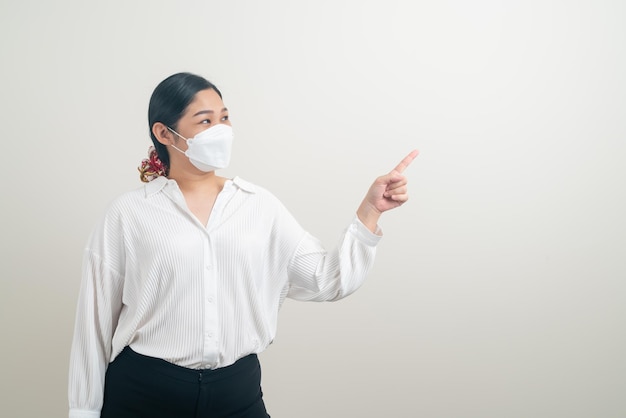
top-left (144, 175), bottom-right (169, 197)
top-left (143, 175), bottom-right (256, 198)
top-left (231, 176), bottom-right (256, 193)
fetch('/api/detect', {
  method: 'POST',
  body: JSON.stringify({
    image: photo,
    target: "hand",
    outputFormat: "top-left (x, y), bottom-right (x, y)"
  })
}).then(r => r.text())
top-left (357, 150), bottom-right (419, 232)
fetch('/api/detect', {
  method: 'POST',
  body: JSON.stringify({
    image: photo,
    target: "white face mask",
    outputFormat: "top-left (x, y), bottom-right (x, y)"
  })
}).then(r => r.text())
top-left (168, 124), bottom-right (233, 172)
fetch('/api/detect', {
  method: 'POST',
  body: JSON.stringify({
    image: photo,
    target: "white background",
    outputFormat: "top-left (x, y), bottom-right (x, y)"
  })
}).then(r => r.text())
top-left (1, 1), bottom-right (625, 417)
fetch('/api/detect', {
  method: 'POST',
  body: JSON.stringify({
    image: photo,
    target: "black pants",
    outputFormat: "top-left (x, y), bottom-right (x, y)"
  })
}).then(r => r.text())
top-left (101, 346), bottom-right (270, 418)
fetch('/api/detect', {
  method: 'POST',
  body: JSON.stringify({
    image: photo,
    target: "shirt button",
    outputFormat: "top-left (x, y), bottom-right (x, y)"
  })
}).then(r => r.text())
top-left (207, 296), bottom-right (214, 303)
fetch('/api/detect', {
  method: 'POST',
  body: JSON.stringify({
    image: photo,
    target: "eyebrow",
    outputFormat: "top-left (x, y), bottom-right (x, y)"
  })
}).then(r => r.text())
top-left (192, 107), bottom-right (228, 117)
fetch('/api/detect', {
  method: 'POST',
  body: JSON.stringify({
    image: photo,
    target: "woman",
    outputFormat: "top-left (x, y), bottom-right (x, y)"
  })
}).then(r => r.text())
top-left (68, 72), bottom-right (418, 418)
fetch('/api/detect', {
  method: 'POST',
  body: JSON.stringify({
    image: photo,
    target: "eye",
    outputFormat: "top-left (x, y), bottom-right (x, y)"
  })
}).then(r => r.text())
top-left (200, 119), bottom-right (211, 124)
top-left (221, 115), bottom-right (229, 122)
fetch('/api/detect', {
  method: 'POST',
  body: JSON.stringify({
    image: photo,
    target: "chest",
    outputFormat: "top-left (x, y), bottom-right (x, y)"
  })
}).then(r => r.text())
top-left (184, 194), bottom-right (217, 227)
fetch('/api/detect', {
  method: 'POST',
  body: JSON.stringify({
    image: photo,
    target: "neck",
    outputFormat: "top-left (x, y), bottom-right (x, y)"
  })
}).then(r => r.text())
top-left (167, 168), bottom-right (226, 195)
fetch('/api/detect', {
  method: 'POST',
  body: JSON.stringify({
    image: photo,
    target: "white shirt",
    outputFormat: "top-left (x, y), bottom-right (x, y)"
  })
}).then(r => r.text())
top-left (68, 176), bottom-right (381, 418)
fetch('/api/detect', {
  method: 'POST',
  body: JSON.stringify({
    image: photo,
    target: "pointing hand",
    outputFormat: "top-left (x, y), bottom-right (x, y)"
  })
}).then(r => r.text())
top-left (357, 150), bottom-right (419, 232)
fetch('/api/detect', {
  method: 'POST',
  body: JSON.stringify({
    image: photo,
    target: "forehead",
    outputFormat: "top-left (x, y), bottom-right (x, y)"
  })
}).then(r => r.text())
top-left (183, 88), bottom-right (225, 116)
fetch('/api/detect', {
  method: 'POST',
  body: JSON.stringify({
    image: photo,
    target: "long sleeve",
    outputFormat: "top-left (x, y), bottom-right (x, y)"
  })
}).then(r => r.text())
top-left (68, 214), bottom-right (125, 418)
top-left (286, 216), bottom-right (382, 301)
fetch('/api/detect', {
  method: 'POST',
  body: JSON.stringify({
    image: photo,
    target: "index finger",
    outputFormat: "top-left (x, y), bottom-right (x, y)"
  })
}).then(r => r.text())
top-left (392, 149), bottom-right (419, 173)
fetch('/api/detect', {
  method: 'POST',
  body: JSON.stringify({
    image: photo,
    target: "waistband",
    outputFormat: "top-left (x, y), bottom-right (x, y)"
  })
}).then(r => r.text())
top-left (118, 346), bottom-right (259, 384)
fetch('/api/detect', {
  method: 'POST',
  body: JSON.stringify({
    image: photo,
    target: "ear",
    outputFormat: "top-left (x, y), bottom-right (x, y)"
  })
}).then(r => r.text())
top-left (152, 122), bottom-right (174, 146)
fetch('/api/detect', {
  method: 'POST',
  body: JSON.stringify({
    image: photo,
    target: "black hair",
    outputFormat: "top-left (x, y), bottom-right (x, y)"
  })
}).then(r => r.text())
top-left (148, 72), bottom-right (222, 169)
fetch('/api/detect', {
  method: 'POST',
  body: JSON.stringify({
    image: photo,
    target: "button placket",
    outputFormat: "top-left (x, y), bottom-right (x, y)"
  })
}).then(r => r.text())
top-left (198, 182), bottom-right (235, 368)
top-left (201, 233), bottom-right (219, 367)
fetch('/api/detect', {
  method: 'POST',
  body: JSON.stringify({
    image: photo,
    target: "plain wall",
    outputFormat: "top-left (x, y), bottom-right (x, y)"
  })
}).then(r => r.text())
top-left (1, 0), bottom-right (625, 417)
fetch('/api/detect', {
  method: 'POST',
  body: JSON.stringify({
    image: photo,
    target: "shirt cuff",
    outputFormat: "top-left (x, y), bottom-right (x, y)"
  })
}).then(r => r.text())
top-left (350, 216), bottom-right (383, 246)
top-left (69, 409), bottom-right (100, 418)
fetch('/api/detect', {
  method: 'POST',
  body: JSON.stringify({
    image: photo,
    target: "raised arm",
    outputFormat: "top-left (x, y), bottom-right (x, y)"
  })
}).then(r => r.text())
top-left (287, 150), bottom-right (419, 301)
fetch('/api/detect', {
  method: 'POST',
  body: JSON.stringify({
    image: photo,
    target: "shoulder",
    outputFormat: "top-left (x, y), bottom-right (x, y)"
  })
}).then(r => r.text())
top-left (230, 176), bottom-right (293, 216)
top-left (108, 184), bottom-right (152, 212)
top-left (88, 180), bottom-right (159, 241)
top-left (231, 176), bottom-right (279, 202)
top-left (93, 181), bottom-right (158, 226)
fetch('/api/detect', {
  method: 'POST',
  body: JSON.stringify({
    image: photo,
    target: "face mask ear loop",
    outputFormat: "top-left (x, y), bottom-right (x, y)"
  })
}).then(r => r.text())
top-left (166, 126), bottom-right (188, 155)
top-left (167, 126), bottom-right (187, 141)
